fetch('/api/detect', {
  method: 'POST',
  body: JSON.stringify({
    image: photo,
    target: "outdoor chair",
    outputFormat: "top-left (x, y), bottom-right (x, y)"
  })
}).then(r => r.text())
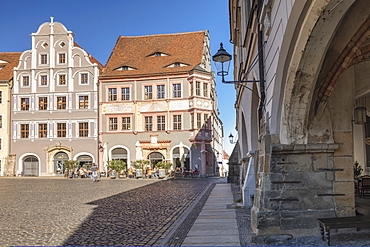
top-left (360, 175), bottom-right (370, 198)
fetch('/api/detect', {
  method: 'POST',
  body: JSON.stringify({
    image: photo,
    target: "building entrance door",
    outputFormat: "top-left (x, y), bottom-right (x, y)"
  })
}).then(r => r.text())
top-left (148, 152), bottom-right (164, 167)
top-left (54, 152), bottom-right (69, 175)
top-left (23, 156), bottom-right (39, 176)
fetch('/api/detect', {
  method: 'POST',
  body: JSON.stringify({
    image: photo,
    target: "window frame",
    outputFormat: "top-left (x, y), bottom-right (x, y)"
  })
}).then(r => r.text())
top-left (56, 96), bottom-right (67, 110)
top-left (173, 115), bottom-right (182, 130)
top-left (144, 85), bottom-right (153, 100)
top-left (157, 84), bottom-right (165, 99)
top-left (109, 117), bottom-right (118, 131)
top-left (20, 124), bottom-right (29, 138)
top-left (58, 53), bottom-right (66, 64)
top-left (196, 81), bottom-right (201, 96)
top-left (38, 96), bottom-right (48, 110)
top-left (40, 54), bottom-right (48, 65)
top-left (145, 116), bottom-right (153, 131)
top-left (121, 87), bottom-right (130, 101)
top-left (80, 73), bottom-right (89, 85)
top-left (58, 74), bottom-right (66, 85)
top-left (122, 116), bottom-right (131, 130)
top-left (203, 83), bottom-right (208, 97)
top-left (40, 75), bottom-right (48, 86)
top-left (78, 122), bottom-right (89, 137)
top-left (20, 97), bottom-right (30, 111)
top-left (108, 88), bottom-right (118, 101)
top-left (157, 115), bottom-right (166, 131)
top-left (78, 95), bottom-right (89, 109)
top-left (38, 123), bottom-right (48, 138)
top-left (173, 83), bottom-right (182, 98)
top-left (57, 122), bottom-right (67, 138)
top-left (22, 76), bottom-right (30, 87)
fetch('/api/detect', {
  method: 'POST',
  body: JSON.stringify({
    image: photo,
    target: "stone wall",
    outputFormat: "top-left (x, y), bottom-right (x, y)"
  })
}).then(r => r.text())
top-left (251, 143), bottom-right (355, 237)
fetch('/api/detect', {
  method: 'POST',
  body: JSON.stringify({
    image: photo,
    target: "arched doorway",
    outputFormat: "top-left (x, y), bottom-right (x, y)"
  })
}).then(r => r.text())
top-left (23, 156), bottom-right (39, 176)
top-left (54, 152), bottom-right (69, 175)
top-left (172, 147), bottom-right (190, 170)
top-left (148, 152), bottom-right (164, 167)
top-left (77, 155), bottom-right (93, 169)
top-left (111, 148), bottom-right (128, 164)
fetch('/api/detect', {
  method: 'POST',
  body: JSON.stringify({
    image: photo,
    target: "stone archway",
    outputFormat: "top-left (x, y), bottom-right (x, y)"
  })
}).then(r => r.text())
top-left (45, 142), bottom-right (73, 175)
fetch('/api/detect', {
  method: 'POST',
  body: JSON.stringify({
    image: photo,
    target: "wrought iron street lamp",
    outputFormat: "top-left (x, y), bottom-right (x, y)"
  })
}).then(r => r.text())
top-left (212, 43), bottom-right (263, 102)
top-left (228, 133), bottom-right (237, 144)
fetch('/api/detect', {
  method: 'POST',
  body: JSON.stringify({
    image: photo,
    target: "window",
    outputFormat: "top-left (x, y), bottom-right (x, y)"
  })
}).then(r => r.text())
top-left (79, 95), bottom-right (89, 109)
top-left (20, 98), bottom-right (30, 111)
top-left (157, 85), bottom-right (165, 99)
top-left (204, 114), bottom-right (209, 129)
top-left (197, 113), bottom-right (201, 129)
top-left (59, 53), bottom-right (66, 64)
top-left (0, 91), bottom-right (2, 104)
top-left (81, 73), bottom-right (88, 84)
top-left (40, 75), bottom-right (48, 86)
top-left (39, 97), bottom-right (48, 110)
top-left (122, 117), bottom-right (131, 130)
top-left (22, 76), bottom-right (30, 87)
top-left (59, 75), bottom-right (66, 85)
top-left (157, 116), bottom-right (165, 131)
top-left (196, 81), bottom-right (201, 96)
top-left (109, 117), bottom-right (118, 131)
top-left (38, 123), bottom-right (47, 138)
top-left (79, 122), bottom-right (89, 137)
top-left (57, 123), bottom-right (66, 138)
top-left (173, 115), bottom-right (182, 130)
top-left (21, 124), bottom-right (29, 138)
top-left (144, 85), bottom-right (153, 100)
top-left (57, 96), bottom-right (66, 110)
top-left (121, 88), bottom-right (130, 100)
top-left (108, 88), bottom-right (117, 101)
top-left (40, 54), bottom-right (48, 64)
top-left (203, 83), bottom-right (208, 97)
top-left (0, 115), bottom-right (2, 128)
top-left (145, 116), bottom-right (153, 131)
top-left (173, 83), bottom-right (181, 98)
top-left (191, 113), bottom-right (194, 129)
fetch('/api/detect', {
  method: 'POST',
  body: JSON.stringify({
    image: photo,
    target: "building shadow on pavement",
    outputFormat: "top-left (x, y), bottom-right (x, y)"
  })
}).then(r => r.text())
top-left (62, 179), bottom-right (211, 246)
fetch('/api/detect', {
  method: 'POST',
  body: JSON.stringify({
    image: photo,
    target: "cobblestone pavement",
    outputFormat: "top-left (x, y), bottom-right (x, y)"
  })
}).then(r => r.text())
top-left (0, 177), bottom-right (216, 246)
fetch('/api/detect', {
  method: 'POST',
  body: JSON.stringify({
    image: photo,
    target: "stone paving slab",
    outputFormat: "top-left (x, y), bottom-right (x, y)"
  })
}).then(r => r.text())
top-left (181, 183), bottom-right (240, 246)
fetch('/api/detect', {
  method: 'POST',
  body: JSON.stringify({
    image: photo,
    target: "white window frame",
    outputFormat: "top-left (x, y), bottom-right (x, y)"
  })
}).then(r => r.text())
top-left (80, 72), bottom-right (89, 85)
top-left (76, 93), bottom-right (90, 109)
top-left (39, 53), bottom-right (48, 65)
top-left (58, 74), bottom-right (67, 86)
top-left (58, 53), bottom-right (67, 64)
top-left (54, 94), bottom-right (68, 110)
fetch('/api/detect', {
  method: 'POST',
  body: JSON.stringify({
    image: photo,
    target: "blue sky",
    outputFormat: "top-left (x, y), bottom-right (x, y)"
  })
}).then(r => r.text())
top-left (1, 0), bottom-right (236, 154)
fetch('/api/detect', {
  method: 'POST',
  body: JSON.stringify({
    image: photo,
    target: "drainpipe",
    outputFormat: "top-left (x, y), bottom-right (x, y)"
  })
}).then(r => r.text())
top-left (257, 1), bottom-right (266, 122)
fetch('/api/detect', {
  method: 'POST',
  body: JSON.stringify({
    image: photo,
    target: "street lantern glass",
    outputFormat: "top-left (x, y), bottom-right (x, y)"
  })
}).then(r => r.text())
top-left (212, 43), bottom-right (232, 78)
top-left (228, 133), bottom-right (234, 144)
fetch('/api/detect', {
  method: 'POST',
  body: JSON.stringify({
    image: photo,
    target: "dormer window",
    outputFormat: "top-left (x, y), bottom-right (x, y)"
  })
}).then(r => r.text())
top-left (165, 62), bottom-right (189, 68)
top-left (0, 65), bottom-right (4, 70)
top-left (114, 66), bottom-right (136, 71)
top-left (147, 52), bottom-right (169, 57)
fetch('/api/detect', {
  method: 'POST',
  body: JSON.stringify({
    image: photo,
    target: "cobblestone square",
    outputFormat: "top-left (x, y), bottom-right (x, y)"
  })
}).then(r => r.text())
top-left (0, 177), bottom-right (213, 246)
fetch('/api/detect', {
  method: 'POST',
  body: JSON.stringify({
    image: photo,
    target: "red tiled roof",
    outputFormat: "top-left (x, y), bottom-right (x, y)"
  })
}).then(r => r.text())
top-left (0, 52), bottom-right (22, 82)
top-left (73, 42), bottom-right (104, 70)
top-left (101, 31), bottom-right (206, 78)
top-left (223, 150), bottom-right (230, 159)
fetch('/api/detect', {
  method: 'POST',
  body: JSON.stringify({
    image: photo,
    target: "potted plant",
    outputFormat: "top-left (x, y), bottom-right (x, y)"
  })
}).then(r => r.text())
top-left (132, 160), bottom-right (150, 178)
top-left (354, 161), bottom-right (363, 180)
top-left (156, 161), bottom-right (173, 179)
top-left (107, 160), bottom-right (127, 179)
top-left (64, 160), bottom-right (78, 178)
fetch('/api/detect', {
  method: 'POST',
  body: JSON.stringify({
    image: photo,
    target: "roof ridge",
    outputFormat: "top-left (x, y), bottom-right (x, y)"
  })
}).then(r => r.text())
top-left (0, 52), bottom-right (22, 54)
top-left (118, 30), bottom-right (206, 39)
